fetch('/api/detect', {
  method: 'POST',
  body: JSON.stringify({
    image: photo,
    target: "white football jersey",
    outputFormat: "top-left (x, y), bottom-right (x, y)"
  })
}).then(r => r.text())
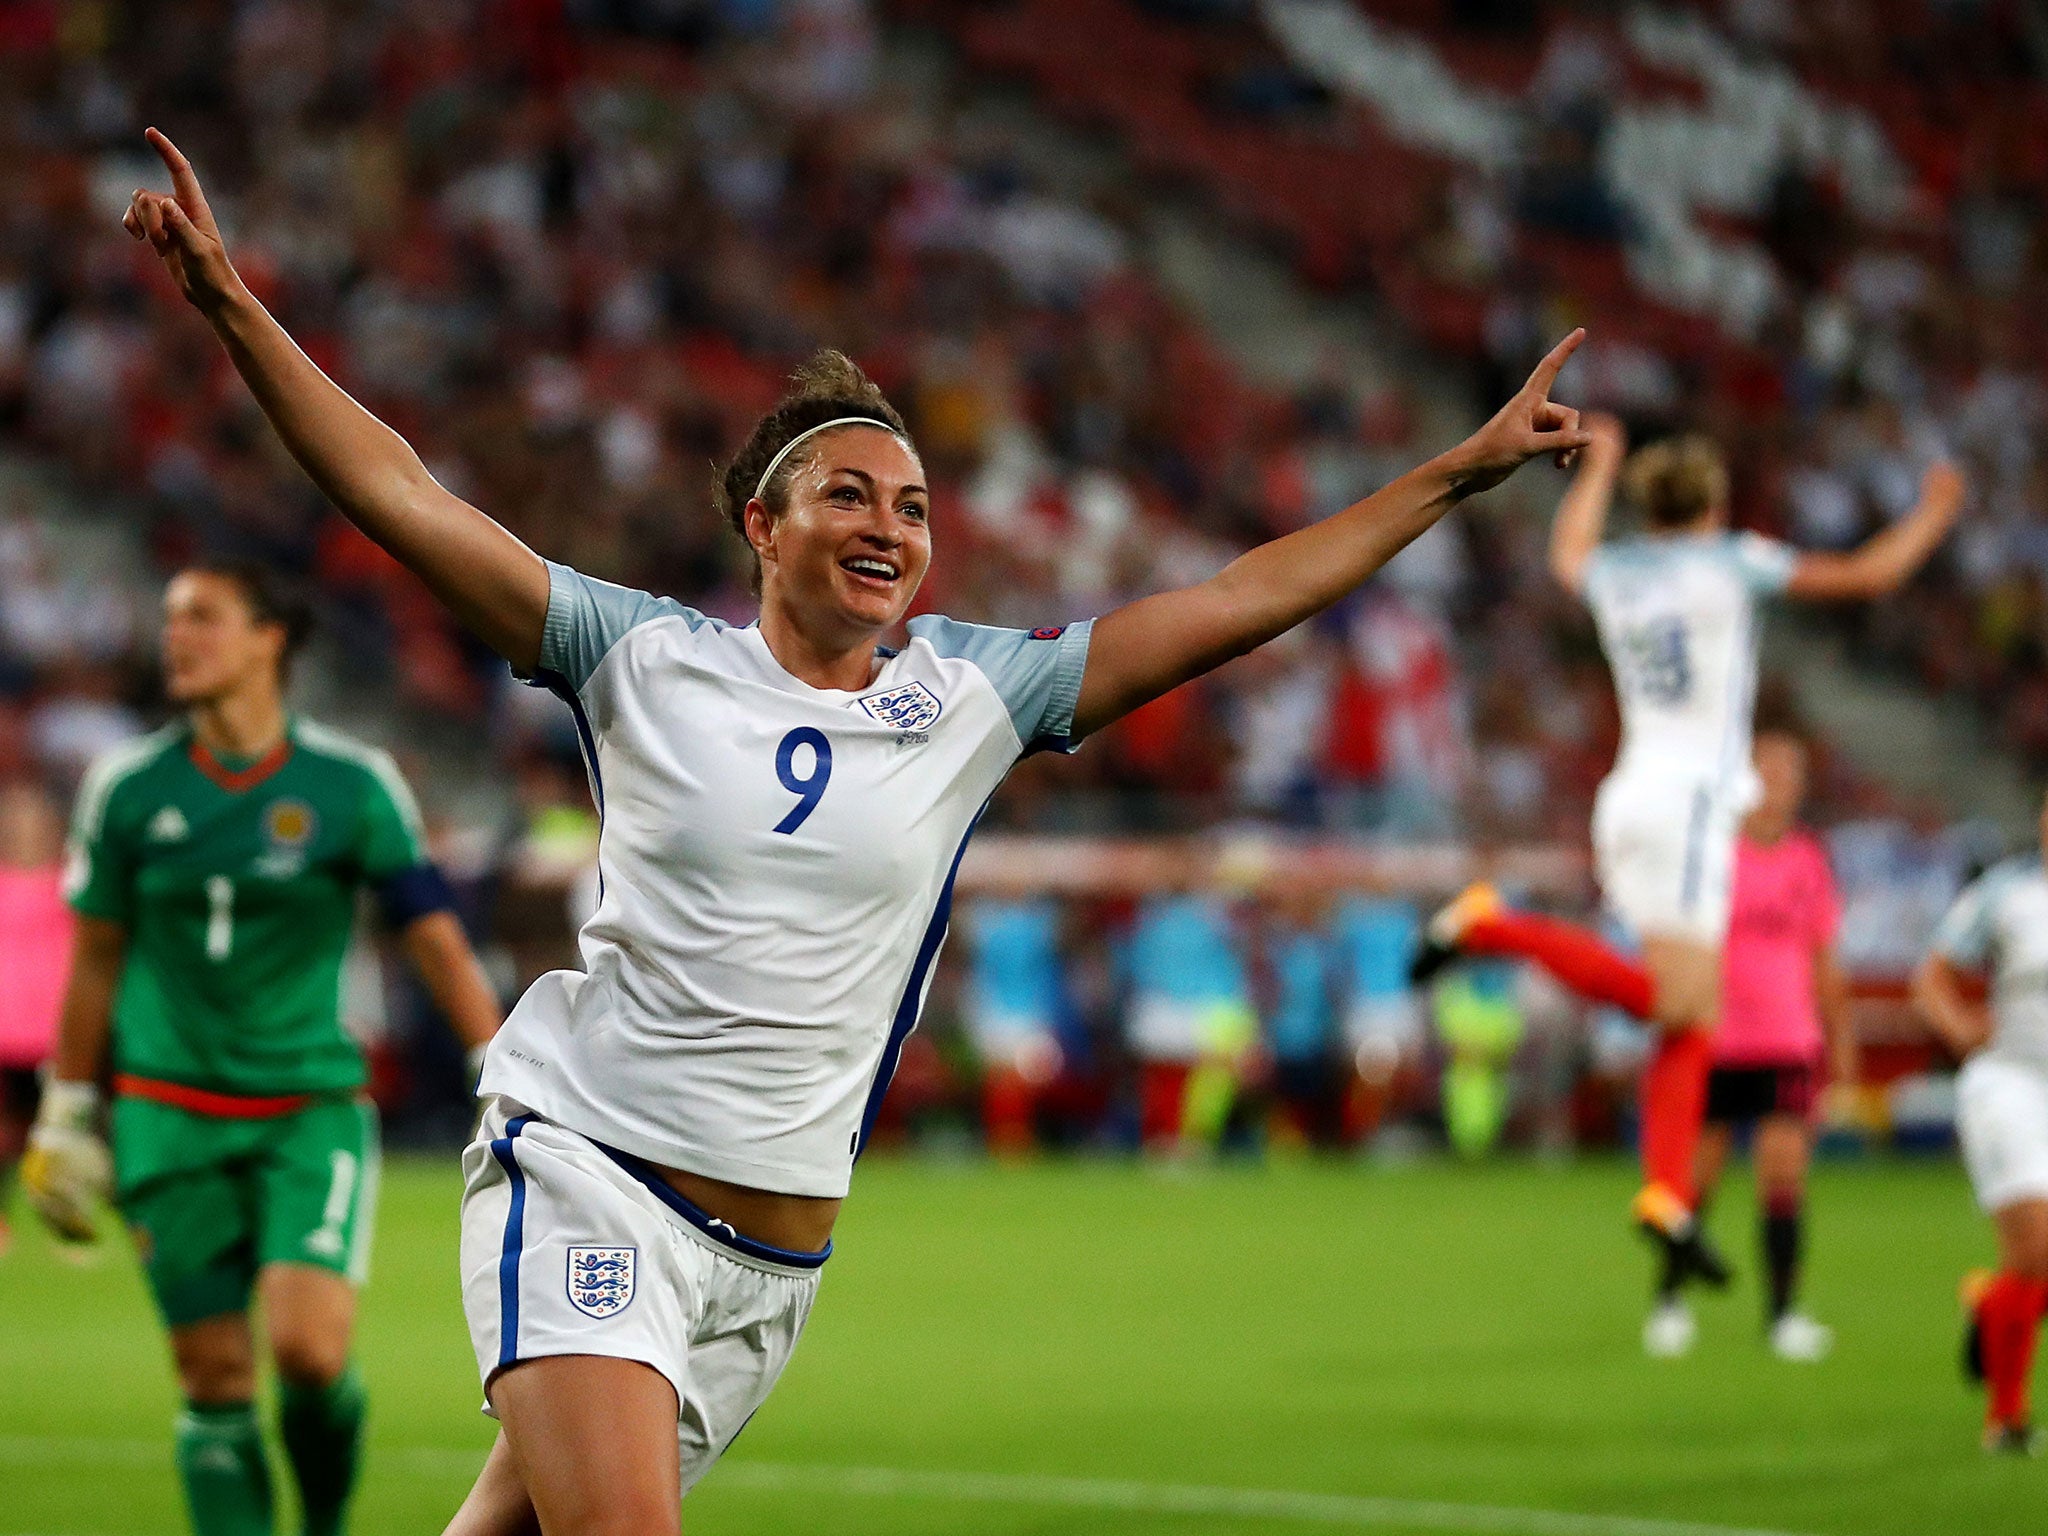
top-left (1932, 857), bottom-right (2048, 1067)
top-left (479, 562), bottom-right (1093, 1198)
top-left (1582, 530), bottom-right (1796, 805)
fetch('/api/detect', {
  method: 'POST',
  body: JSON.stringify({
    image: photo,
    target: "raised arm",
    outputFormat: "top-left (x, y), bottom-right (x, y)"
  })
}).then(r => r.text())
top-left (1072, 331), bottom-right (1591, 738)
top-left (124, 129), bottom-right (549, 670)
top-left (1784, 461), bottom-right (1964, 604)
top-left (1547, 411), bottom-right (1626, 595)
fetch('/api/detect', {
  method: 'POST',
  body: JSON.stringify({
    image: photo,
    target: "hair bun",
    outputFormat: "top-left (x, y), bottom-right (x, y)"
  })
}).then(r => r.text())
top-left (712, 350), bottom-right (914, 595)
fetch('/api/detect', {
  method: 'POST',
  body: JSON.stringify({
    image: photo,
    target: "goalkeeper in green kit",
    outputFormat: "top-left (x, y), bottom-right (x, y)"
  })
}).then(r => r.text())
top-left (23, 561), bottom-right (502, 1536)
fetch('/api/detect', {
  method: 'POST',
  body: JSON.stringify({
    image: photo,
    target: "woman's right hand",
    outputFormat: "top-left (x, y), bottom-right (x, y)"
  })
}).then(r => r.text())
top-left (21, 1081), bottom-right (111, 1246)
top-left (122, 127), bottom-right (244, 316)
top-left (115, 132), bottom-right (550, 670)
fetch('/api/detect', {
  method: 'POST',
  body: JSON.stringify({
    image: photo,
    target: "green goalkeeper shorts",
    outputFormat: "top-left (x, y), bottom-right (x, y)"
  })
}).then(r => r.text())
top-left (112, 1093), bottom-right (381, 1328)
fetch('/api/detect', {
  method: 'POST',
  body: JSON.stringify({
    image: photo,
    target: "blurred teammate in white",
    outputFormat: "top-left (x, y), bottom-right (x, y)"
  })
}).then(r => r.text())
top-left (1646, 725), bottom-right (1855, 1363)
top-left (1414, 413), bottom-right (1961, 1298)
top-left (123, 129), bottom-right (1591, 1533)
top-left (1916, 794), bottom-right (2048, 1454)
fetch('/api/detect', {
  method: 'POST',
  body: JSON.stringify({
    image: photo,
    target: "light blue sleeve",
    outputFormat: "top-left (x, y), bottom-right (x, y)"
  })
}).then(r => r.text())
top-left (1932, 864), bottom-right (2012, 969)
top-left (532, 560), bottom-right (715, 693)
top-left (911, 615), bottom-right (1095, 752)
top-left (1728, 532), bottom-right (1798, 596)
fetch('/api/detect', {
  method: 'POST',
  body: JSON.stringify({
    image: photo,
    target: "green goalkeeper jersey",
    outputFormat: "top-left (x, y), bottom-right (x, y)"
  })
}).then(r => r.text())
top-left (65, 718), bottom-right (443, 1098)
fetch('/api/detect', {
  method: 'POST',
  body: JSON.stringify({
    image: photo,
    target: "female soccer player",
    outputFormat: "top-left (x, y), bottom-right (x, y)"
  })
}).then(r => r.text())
top-left (22, 560), bottom-right (503, 1535)
top-left (1643, 725), bottom-right (1854, 1362)
top-left (120, 127), bottom-right (1590, 1535)
top-left (1916, 791), bottom-right (2048, 1454)
top-left (1413, 413), bottom-right (1961, 1294)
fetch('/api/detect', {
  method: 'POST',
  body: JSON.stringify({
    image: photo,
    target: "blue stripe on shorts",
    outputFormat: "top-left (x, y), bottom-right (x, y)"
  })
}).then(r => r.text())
top-left (490, 1115), bottom-right (535, 1368)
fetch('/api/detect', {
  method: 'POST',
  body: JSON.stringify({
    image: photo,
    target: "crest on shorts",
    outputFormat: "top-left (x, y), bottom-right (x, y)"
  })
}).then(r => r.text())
top-left (857, 680), bottom-right (943, 732)
top-left (565, 1245), bottom-right (636, 1319)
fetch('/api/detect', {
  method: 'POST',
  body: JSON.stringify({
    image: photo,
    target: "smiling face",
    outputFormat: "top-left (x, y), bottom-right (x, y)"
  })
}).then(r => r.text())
top-left (746, 425), bottom-right (931, 646)
top-left (161, 570), bottom-right (286, 707)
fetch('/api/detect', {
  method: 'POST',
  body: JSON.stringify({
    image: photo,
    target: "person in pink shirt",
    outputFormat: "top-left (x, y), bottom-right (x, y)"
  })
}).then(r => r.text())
top-left (0, 777), bottom-right (74, 1255)
top-left (1645, 725), bottom-right (1856, 1360)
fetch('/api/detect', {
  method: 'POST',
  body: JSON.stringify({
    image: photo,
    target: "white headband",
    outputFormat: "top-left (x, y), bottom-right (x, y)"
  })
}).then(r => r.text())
top-left (753, 416), bottom-right (904, 503)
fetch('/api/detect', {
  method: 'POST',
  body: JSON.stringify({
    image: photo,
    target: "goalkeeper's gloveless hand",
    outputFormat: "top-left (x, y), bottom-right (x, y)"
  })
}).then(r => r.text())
top-left (22, 1080), bottom-right (112, 1245)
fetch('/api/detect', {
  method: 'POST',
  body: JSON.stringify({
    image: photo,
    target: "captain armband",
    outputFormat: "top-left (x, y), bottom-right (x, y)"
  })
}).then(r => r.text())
top-left (377, 863), bottom-right (457, 928)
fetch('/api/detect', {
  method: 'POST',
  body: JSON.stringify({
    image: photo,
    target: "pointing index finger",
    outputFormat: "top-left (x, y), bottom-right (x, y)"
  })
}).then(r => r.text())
top-left (1526, 328), bottom-right (1586, 398)
top-left (145, 127), bottom-right (208, 211)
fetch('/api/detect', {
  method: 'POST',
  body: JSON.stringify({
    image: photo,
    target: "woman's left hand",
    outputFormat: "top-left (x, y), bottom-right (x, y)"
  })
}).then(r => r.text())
top-left (1443, 329), bottom-right (1593, 497)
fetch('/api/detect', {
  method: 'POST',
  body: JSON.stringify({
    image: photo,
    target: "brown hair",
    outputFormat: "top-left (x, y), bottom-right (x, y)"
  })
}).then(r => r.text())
top-left (1622, 434), bottom-right (1728, 529)
top-left (181, 559), bottom-right (315, 681)
top-left (1752, 688), bottom-right (1811, 751)
top-left (713, 350), bottom-right (913, 594)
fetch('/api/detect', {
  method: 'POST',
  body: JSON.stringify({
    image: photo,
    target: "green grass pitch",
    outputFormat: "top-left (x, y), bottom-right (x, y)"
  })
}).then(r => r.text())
top-left (1, 1152), bottom-right (2038, 1535)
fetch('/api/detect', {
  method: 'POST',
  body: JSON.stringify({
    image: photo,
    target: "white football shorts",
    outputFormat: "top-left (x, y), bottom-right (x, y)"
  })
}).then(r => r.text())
top-left (459, 1097), bottom-right (823, 1493)
top-left (1591, 770), bottom-right (1740, 948)
top-left (1957, 1054), bottom-right (2048, 1213)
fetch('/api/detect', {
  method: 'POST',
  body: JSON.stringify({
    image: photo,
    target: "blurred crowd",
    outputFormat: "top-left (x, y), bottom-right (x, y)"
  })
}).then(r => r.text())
top-left (925, 0), bottom-right (2048, 778)
top-left (5, 0), bottom-right (2028, 838)
top-left (0, 0), bottom-right (1582, 841)
top-left (1466, 1), bottom-right (2048, 784)
top-left (1253, 0), bottom-right (2048, 773)
top-left (0, 0), bottom-right (2040, 1149)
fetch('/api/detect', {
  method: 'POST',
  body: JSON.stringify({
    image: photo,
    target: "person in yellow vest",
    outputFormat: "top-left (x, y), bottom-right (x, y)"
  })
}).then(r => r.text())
top-left (1431, 961), bottom-right (1525, 1158)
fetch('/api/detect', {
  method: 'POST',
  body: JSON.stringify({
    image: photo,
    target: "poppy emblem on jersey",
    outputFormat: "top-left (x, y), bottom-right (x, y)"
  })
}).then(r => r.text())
top-left (265, 799), bottom-right (318, 848)
top-left (1030, 626), bottom-right (1065, 641)
top-left (566, 1246), bottom-right (636, 1319)
top-left (857, 680), bottom-right (944, 732)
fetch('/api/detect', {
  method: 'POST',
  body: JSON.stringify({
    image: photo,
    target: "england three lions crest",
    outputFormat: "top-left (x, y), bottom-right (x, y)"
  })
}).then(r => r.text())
top-left (566, 1246), bottom-right (636, 1319)
top-left (857, 681), bottom-right (943, 732)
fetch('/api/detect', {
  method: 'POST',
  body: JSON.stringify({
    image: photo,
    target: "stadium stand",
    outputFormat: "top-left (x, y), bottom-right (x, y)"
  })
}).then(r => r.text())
top-left (0, 0), bottom-right (2028, 1149)
top-left (911, 0), bottom-right (2048, 787)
